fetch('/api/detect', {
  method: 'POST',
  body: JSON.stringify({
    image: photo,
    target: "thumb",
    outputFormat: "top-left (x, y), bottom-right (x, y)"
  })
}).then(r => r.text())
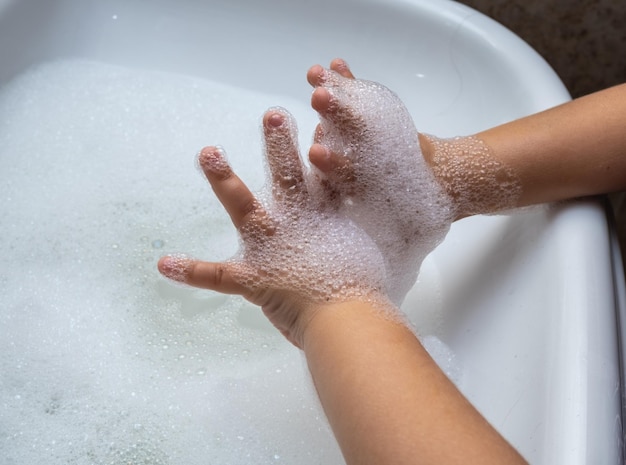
top-left (158, 255), bottom-right (250, 296)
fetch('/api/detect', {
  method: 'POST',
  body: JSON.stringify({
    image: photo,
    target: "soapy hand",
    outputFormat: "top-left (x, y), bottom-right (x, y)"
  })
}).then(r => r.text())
top-left (306, 60), bottom-right (454, 304)
top-left (158, 108), bottom-right (388, 347)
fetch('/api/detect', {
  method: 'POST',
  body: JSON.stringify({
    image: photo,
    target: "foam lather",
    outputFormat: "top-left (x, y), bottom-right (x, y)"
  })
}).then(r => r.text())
top-left (313, 70), bottom-right (455, 304)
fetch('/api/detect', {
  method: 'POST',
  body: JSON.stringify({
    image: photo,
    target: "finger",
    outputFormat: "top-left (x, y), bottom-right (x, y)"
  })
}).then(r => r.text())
top-left (309, 68), bottom-right (361, 133)
top-left (308, 143), bottom-right (334, 173)
top-left (262, 108), bottom-right (307, 205)
top-left (309, 143), bottom-right (355, 182)
top-left (329, 58), bottom-right (355, 79)
top-left (158, 255), bottom-right (250, 294)
top-left (306, 64), bottom-right (326, 87)
top-left (198, 146), bottom-right (272, 233)
top-left (311, 85), bottom-right (362, 134)
top-left (311, 87), bottom-right (333, 115)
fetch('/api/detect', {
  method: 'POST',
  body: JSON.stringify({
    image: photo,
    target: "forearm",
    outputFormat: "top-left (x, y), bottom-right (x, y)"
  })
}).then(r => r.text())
top-left (480, 83), bottom-right (626, 206)
top-left (301, 301), bottom-right (527, 465)
top-left (422, 83), bottom-right (626, 218)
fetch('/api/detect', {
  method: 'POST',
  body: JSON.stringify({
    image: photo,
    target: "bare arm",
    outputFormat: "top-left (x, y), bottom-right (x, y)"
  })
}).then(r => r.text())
top-left (310, 59), bottom-right (626, 219)
top-left (303, 301), bottom-right (526, 465)
top-left (480, 83), bottom-right (626, 206)
top-left (420, 83), bottom-right (626, 217)
top-left (296, 60), bottom-right (626, 464)
top-left (159, 107), bottom-right (527, 464)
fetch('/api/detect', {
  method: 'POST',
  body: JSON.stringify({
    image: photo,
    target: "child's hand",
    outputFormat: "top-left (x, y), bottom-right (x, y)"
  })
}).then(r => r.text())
top-left (306, 60), bottom-right (454, 304)
top-left (158, 108), bottom-right (388, 347)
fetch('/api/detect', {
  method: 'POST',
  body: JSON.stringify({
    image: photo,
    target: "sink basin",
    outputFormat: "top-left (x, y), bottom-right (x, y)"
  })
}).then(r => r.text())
top-left (0, 0), bottom-right (622, 464)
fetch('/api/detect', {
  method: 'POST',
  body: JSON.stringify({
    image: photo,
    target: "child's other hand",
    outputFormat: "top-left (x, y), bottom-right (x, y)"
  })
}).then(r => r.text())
top-left (306, 59), bottom-right (454, 304)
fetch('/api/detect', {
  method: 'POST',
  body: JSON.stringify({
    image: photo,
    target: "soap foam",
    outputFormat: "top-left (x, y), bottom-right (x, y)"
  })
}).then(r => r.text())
top-left (423, 134), bottom-right (522, 216)
top-left (313, 71), bottom-right (456, 305)
top-left (0, 60), bottom-right (460, 464)
top-left (211, 107), bottom-right (389, 306)
top-left (0, 60), bottom-right (343, 465)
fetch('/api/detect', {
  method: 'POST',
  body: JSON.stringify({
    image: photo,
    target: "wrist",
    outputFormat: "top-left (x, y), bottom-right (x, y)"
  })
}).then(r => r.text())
top-left (418, 132), bottom-right (522, 219)
top-left (299, 296), bottom-right (405, 351)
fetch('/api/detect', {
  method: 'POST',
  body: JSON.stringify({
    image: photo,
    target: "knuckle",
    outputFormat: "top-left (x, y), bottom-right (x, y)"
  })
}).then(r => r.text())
top-left (211, 264), bottom-right (226, 287)
top-left (239, 198), bottom-right (260, 228)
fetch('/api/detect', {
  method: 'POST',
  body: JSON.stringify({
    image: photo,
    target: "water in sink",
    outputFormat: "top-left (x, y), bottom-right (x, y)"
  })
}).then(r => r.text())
top-left (0, 60), bottom-right (457, 464)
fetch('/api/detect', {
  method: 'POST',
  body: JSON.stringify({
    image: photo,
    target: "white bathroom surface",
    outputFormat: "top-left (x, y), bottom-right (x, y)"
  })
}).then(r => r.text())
top-left (0, 0), bottom-right (622, 464)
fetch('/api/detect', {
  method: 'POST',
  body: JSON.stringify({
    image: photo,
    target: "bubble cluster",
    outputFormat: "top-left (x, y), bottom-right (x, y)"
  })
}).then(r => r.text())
top-left (233, 204), bottom-right (387, 302)
top-left (314, 71), bottom-right (456, 304)
top-left (0, 60), bottom-right (342, 465)
top-left (212, 107), bottom-right (389, 306)
top-left (0, 60), bottom-right (461, 465)
top-left (423, 134), bottom-right (522, 217)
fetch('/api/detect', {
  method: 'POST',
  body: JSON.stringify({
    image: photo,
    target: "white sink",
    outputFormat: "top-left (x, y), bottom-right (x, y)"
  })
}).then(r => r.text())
top-left (0, 0), bottom-right (622, 464)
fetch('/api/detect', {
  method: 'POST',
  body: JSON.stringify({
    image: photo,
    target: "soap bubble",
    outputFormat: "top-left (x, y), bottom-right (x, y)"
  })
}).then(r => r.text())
top-left (0, 59), bottom-right (459, 464)
top-left (0, 60), bottom-right (341, 465)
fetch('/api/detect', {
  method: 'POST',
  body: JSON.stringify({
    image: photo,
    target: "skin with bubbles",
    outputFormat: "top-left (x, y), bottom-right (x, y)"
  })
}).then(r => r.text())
top-left (159, 106), bottom-right (399, 343)
top-left (164, 68), bottom-right (525, 318)
top-left (0, 59), bottom-right (525, 465)
top-left (307, 69), bottom-right (457, 305)
top-left (420, 134), bottom-right (522, 218)
top-left (231, 109), bottom-right (388, 303)
top-left (307, 66), bottom-right (524, 300)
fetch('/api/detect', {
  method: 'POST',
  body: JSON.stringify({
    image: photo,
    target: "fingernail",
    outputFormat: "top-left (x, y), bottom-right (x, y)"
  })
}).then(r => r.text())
top-left (334, 59), bottom-right (349, 73)
top-left (267, 112), bottom-right (284, 128)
